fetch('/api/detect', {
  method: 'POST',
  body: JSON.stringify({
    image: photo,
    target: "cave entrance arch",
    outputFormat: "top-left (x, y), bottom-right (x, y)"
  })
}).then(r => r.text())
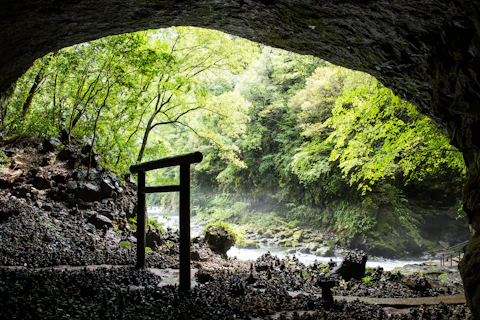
top-left (1, 1), bottom-right (479, 317)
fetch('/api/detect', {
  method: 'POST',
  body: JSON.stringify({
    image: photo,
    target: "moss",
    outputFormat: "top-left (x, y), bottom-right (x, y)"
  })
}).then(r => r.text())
top-left (438, 273), bottom-right (448, 281)
top-left (120, 240), bottom-right (133, 250)
top-left (203, 221), bottom-right (238, 244)
top-left (292, 230), bottom-right (303, 241)
top-left (237, 239), bottom-right (259, 249)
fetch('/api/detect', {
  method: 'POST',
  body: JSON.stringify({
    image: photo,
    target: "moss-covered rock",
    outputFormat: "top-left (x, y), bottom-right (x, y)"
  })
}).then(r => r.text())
top-left (237, 239), bottom-right (259, 249)
top-left (203, 222), bottom-right (237, 257)
top-left (284, 248), bottom-right (298, 255)
top-left (292, 230), bottom-right (303, 241)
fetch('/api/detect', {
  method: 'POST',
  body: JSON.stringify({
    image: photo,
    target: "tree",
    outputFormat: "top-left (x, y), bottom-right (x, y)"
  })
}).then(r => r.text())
top-left (132, 27), bottom-right (258, 163)
top-left (291, 64), bottom-right (465, 193)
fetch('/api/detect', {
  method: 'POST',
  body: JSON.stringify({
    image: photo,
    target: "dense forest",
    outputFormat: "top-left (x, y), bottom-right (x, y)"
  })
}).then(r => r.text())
top-left (1, 27), bottom-right (468, 257)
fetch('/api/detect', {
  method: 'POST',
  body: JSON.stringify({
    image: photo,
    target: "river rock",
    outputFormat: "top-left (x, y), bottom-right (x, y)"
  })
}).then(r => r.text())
top-left (315, 247), bottom-right (330, 257)
top-left (263, 229), bottom-right (274, 239)
top-left (298, 247), bottom-right (311, 254)
top-left (292, 230), bottom-right (304, 241)
top-left (239, 239), bottom-right (259, 249)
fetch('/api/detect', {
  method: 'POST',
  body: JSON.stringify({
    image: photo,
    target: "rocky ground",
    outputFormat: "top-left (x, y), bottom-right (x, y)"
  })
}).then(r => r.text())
top-left (0, 137), bottom-right (472, 319)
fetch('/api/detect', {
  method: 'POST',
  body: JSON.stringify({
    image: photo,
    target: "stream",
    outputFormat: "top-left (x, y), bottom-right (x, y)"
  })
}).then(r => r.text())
top-left (149, 207), bottom-right (424, 271)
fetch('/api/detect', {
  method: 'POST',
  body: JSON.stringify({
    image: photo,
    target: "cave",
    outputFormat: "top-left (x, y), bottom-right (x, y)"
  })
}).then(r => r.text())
top-left (1, 0), bottom-right (479, 317)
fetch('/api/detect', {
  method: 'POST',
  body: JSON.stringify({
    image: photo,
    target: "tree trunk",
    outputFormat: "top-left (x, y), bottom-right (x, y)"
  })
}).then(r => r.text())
top-left (0, 84), bottom-right (15, 131)
top-left (137, 125), bottom-right (152, 163)
top-left (22, 67), bottom-right (45, 120)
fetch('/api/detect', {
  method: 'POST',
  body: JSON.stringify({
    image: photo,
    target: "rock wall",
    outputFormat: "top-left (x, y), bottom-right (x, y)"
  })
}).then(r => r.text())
top-left (0, 0), bottom-right (479, 316)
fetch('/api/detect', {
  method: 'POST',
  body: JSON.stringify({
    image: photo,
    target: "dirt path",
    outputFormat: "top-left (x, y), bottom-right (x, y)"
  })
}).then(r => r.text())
top-left (336, 294), bottom-right (466, 306)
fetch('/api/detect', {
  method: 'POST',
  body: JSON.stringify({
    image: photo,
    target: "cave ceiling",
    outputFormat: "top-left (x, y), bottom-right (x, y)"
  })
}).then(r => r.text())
top-left (0, 0), bottom-right (479, 148)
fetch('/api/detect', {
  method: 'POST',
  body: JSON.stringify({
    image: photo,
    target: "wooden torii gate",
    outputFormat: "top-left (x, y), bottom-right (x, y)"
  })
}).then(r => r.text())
top-left (130, 152), bottom-right (203, 293)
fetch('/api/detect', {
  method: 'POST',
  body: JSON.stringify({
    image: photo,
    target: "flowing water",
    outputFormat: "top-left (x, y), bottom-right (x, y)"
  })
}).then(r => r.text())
top-left (149, 207), bottom-right (424, 271)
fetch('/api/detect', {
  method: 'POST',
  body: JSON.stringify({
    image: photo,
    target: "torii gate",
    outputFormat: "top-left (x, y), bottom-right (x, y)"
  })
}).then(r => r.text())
top-left (130, 152), bottom-right (203, 293)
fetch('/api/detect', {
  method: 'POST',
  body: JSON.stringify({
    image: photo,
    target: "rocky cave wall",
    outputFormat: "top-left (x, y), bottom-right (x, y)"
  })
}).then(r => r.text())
top-left (0, 0), bottom-right (479, 317)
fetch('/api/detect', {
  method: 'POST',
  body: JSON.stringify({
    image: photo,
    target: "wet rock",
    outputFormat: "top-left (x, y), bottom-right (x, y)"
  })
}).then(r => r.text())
top-left (314, 247), bottom-right (330, 257)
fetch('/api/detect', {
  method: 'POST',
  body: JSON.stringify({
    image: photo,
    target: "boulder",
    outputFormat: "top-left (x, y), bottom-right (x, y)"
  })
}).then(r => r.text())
top-left (292, 230), bottom-right (304, 241)
top-left (100, 177), bottom-right (116, 198)
top-left (239, 239), bottom-right (259, 249)
top-left (314, 246), bottom-right (330, 257)
top-left (332, 250), bottom-right (368, 281)
top-left (299, 247), bottom-right (311, 254)
top-left (87, 213), bottom-right (113, 230)
top-left (146, 228), bottom-right (163, 249)
top-left (307, 242), bottom-right (320, 251)
top-left (404, 275), bottom-right (432, 292)
top-left (66, 180), bottom-right (78, 190)
top-left (204, 224), bottom-right (236, 257)
top-left (41, 137), bottom-right (62, 153)
top-left (77, 182), bottom-right (103, 201)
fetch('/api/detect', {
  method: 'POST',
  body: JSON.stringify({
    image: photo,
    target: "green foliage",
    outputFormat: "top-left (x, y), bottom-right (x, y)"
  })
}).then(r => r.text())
top-left (119, 240), bottom-right (133, 250)
top-left (0, 150), bottom-right (8, 168)
top-left (145, 247), bottom-right (153, 253)
top-left (4, 27), bottom-right (466, 251)
top-left (128, 214), bottom-right (165, 232)
top-left (362, 276), bottom-right (373, 285)
top-left (292, 64), bottom-right (465, 194)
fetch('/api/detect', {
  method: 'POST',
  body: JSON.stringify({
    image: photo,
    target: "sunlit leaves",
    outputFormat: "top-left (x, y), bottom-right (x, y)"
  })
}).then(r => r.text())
top-left (292, 65), bottom-right (466, 193)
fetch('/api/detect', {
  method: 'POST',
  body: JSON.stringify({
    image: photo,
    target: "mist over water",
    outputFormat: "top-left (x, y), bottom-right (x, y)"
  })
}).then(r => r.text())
top-left (149, 207), bottom-right (424, 271)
